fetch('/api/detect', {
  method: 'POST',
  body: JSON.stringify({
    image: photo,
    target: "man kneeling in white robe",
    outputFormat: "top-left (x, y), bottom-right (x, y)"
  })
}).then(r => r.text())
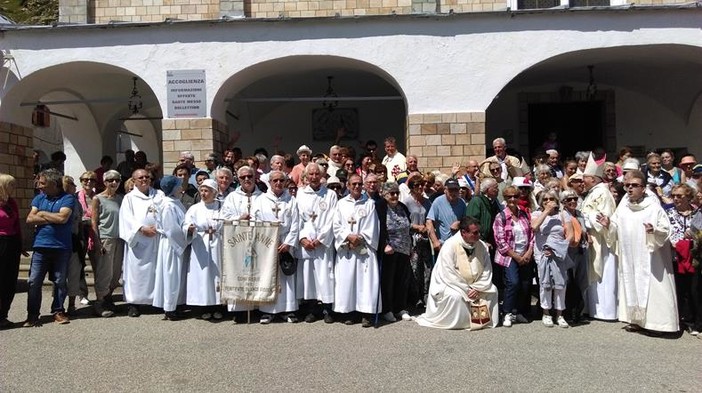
top-left (416, 217), bottom-right (499, 330)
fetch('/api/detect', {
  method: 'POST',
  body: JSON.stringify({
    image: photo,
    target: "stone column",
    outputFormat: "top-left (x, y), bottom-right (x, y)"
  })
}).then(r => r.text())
top-left (0, 122), bottom-right (37, 250)
top-left (59, 0), bottom-right (89, 23)
top-left (161, 118), bottom-right (228, 175)
top-left (220, 0), bottom-right (245, 18)
top-left (406, 112), bottom-right (485, 174)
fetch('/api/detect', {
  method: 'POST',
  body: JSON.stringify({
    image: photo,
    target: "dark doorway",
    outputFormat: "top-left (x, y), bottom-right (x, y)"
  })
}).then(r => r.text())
top-left (528, 101), bottom-right (605, 159)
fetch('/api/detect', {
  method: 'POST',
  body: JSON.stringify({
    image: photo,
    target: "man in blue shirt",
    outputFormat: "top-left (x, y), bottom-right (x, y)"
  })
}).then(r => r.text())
top-left (426, 179), bottom-right (467, 253)
top-left (24, 169), bottom-right (75, 326)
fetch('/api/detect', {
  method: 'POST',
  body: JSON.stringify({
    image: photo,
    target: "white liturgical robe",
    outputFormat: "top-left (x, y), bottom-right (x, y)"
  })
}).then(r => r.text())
top-left (153, 196), bottom-right (188, 312)
top-left (607, 195), bottom-right (679, 332)
top-left (119, 187), bottom-right (164, 305)
top-left (295, 185), bottom-right (338, 304)
top-left (221, 186), bottom-right (262, 220)
top-left (416, 234), bottom-right (499, 330)
top-left (333, 194), bottom-right (380, 314)
top-left (251, 189), bottom-right (301, 314)
top-left (581, 182), bottom-right (618, 320)
top-left (184, 199), bottom-right (224, 306)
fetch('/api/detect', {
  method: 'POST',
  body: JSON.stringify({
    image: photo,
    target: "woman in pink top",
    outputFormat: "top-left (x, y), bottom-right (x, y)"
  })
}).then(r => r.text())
top-left (0, 174), bottom-right (27, 328)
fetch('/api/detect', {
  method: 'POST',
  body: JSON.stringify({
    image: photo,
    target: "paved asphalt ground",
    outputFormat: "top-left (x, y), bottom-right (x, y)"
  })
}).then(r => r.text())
top-left (1, 288), bottom-right (700, 392)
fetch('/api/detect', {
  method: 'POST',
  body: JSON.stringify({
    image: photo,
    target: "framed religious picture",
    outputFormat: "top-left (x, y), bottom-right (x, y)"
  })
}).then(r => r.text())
top-left (311, 108), bottom-right (359, 141)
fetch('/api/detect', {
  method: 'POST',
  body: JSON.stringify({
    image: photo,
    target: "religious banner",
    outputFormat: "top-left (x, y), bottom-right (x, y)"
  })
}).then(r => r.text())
top-left (220, 221), bottom-right (280, 304)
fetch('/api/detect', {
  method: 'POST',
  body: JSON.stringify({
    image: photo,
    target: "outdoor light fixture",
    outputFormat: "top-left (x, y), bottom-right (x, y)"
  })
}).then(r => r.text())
top-left (586, 65), bottom-right (598, 101)
top-left (322, 75), bottom-right (339, 111)
top-left (127, 76), bottom-right (143, 115)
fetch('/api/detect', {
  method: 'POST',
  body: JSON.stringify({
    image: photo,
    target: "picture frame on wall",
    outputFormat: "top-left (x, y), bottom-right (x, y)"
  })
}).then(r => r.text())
top-left (312, 108), bottom-right (359, 141)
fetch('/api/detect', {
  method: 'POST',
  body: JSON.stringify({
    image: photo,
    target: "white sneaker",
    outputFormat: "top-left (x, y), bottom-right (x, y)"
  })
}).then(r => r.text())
top-left (542, 315), bottom-right (554, 327)
top-left (397, 310), bottom-right (411, 321)
top-left (557, 316), bottom-right (569, 328)
top-left (690, 330), bottom-right (699, 336)
top-left (514, 314), bottom-right (529, 324)
top-left (503, 313), bottom-right (513, 327)
top-left (79, 297), bottom-right (90, 305)
top-left (382, 312), bottom-right (397, 322)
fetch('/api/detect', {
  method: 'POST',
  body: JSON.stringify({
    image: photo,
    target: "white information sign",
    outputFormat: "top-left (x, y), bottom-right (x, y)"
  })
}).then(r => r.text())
top-left (166, 69), bottom-right (207, 118)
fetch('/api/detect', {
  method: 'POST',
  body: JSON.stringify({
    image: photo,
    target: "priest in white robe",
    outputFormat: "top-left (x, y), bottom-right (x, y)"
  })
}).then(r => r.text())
top-left (221, 165), bottom-right (263, 314)
top-left (251, 170), bottom-right (301, 323)
top-left (295, 163), bottom-right (338, 323)
top-left (153, 176), bottom-right (189, 320)
top-left (333, 174), bottom-right (381, 327)
top-left (581, 153), bottom-right (618, 320)
top-left (119, 169), bottom-right (164, 317)
top-left (416, 217), bottom-right (499, 330)
top-left (598, 170), bottom-right (679, 333)
top-left (184, 179), bottom-right (225, 320)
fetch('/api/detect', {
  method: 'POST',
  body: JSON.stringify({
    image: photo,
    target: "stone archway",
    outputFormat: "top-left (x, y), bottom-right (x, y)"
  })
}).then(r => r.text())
top-left (211, 55), bottom-right (408, 159)
top-left (486, 44), bottom-right (702, 161)
top-left (0, 61), bottom-right (163, 178)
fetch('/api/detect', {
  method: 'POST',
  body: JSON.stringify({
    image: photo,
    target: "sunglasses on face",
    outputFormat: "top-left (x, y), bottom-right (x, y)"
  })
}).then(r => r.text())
top-left (504, 195), bottom-right (519, 199)
top-left (624, 183), bottom-right (643, 188)
top-left (328, 185), bottom-right (341, 190)
top-left (81, 178), bottom-right (97, 182)
top-left (350, 182), bottom-right (363, 187)
top-left (105, 179), bottom-right (121, 183)
top-left (239, 175), bottom-right (253, 180)
top-left (564, 197), bottom-right (578, 202)
top-left (387, 191), bottom-right (399, 196)
top-left (137, 176), bottom-right (151, 180)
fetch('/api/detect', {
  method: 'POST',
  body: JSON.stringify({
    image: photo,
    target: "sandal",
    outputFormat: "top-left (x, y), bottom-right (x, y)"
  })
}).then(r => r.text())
top-left (623, 324), bottom-right (641, 333)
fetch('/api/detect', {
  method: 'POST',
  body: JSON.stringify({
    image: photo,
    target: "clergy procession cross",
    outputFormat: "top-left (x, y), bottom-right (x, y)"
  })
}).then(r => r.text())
top-left (272, 202), bottom-right (281, 219)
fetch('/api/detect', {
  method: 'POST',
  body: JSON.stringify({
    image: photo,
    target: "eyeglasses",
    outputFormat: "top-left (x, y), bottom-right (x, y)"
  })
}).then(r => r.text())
top-left (328, 185), bottom-right (341, 190)
top-left (504, 195), bottom-right (519, 199)
top-left (564, 197), bottom-right (578, 202)
top-left (271, 178), bottom-right (285, 183)
top-left (388, 191), bottom-right (399, 196)
top-left (490, 168), bottom-right (501, 172)
top-left (80, 178), bottom-right (97, 182)
top-left (542, 197), bottom-right (556, 201)
top-left (105, 179), bottom-right (120, 183)
top-left (350, 182), bottom-right (363, 187)
top-left (624, 183), bottom-right (643, 188)
top-left (239, 175), bottom-right (253, 180)
top-left (137, 176), bottom-right (151, 180)
top-left (671, 194), bottom-right (686, 198)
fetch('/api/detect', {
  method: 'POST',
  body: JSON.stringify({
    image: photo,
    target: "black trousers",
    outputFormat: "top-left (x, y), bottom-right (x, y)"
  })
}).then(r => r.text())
top-left (380, 252), bottom-right (411, 314)
top-left (0, 235), bottom-right (22, 320)
top-left (676, 272), bottom-right (702, 331)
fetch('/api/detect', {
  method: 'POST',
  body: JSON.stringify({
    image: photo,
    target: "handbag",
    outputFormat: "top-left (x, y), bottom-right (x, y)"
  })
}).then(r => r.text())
top-left (469, 298), bottom-right (491, 330)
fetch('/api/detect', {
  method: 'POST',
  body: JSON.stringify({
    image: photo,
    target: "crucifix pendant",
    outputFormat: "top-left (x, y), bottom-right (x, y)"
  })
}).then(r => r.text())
top-left (309, 211), bottom-right (318, 223)
top-left (272, 202), bottom-right (281, 219)
top-left (348, 216), bottom-right (357, 232)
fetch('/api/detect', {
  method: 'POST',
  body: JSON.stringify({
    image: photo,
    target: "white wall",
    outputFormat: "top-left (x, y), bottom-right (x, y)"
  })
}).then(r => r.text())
top-left (616, 88), bottom-right (701, 158)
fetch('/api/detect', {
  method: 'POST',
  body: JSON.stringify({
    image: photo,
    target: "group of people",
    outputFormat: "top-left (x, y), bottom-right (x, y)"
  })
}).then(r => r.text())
top-left (1, 135), bottom-right (701, 338)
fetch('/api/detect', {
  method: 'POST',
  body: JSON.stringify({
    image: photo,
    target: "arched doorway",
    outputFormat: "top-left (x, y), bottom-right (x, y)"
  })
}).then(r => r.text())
top-left (486, 44), bottom-right (702, 162)
top-left (211, 56), bottom-right (407, 158)
top-left (0, 61), bottom-right (163, 178)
